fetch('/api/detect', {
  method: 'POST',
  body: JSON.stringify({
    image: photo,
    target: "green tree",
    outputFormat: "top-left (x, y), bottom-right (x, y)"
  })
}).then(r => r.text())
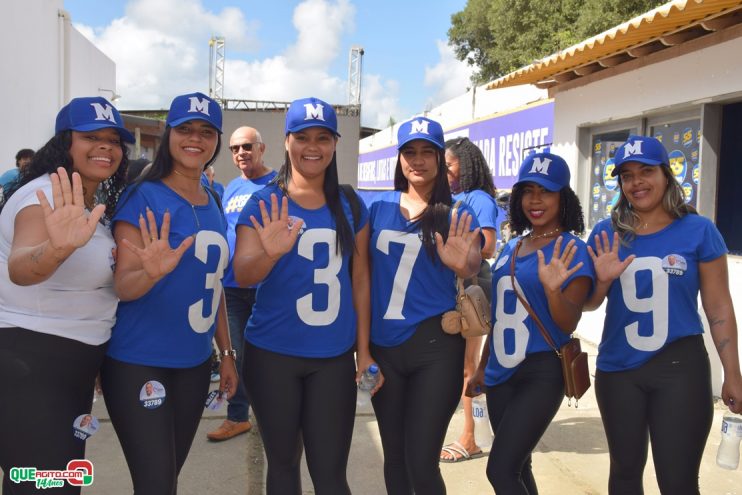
top-left (449, 0), bottom-right (665, 84)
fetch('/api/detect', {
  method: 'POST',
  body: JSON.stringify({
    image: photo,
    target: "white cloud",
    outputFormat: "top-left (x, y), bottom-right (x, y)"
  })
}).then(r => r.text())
top-left (72, 0), bottom-right (464, 129)
top-left (424, 40), bottom-right (475, 108)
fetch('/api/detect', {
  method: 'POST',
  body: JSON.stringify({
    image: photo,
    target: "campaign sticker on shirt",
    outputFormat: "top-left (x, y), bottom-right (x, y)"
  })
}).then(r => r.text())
top-left (204, 389), bottom-right (225, 411)
top-left (494, 254), bottom-right (510, 272)
top-left (661, 254), bottom-right (687, 276)
top-left (287, 215), bottom-right (306, 236)
top-left (140, 380), bottom-right (166, 409)
top-left (72, 414), bottom-right (99, 441)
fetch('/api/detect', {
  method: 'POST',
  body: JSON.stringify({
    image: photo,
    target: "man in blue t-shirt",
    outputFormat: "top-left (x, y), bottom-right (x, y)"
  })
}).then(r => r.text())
top-left (0, 149), bottom-right (34, 195)
top-left (207, 126), bottom-right (276, 442)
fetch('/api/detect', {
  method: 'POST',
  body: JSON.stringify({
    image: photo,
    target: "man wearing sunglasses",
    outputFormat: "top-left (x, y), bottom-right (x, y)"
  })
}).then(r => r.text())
top-left (207, 126), bottom-right (276, 442)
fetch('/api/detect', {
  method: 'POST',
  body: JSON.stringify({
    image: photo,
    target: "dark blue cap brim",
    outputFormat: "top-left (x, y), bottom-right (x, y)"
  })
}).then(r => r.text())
top-left (70, 122), bottom-right (136, 144)
top-left (397, 136), bottom-right (443, 151)
top-left (167, 116), bottom-right (223, 134)
top-left (286, 122), bottom-right (340, 137)
top-left (514, 177), bottom-right (564, 192)
top-left (611, 158), bottom-right (664, 176)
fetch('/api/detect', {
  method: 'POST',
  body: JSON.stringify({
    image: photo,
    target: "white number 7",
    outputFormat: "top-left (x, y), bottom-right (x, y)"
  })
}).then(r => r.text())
top-left (377, 230), bottom-right (422, 320)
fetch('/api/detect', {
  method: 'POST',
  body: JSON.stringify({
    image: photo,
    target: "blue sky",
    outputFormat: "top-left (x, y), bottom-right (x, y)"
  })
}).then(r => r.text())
top-left (63, 0), bottom-right (474, 129)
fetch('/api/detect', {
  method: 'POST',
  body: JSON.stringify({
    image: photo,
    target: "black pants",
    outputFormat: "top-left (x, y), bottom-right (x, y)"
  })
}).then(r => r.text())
top-left (0, 327), bottom-right (106, 495)
top-left (595, 335), bottom-right (713, 495)
top-left (485, 351), bottom-right (564, 495)
top-left (243, 342), bottom-right (356, 495)
top-left (100, 356), bottom-right (211, 495)
top-left (370, 316), bottom-right (465, 495)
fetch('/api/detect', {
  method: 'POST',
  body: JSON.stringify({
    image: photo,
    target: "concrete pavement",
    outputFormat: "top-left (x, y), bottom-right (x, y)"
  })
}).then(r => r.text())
top-left (77, 336), bottom-right (742, 494)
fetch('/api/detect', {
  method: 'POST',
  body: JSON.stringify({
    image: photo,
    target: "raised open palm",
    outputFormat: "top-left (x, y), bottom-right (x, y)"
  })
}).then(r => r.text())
top-left (537, 236), bottom-right (584, 292)
top-left (587, 231), bottom-right (635, 284)
top-left (121, 208), bottom-right (194, 280)
top-left (249, 193), bottom-right (302, 261)
top-left (36, 167), bottom-right (105, 252)
top-left (435, 207), bottom-right (480, 273)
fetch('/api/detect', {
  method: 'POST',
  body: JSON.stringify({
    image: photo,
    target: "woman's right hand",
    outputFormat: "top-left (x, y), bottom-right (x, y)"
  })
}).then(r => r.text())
top-left (587, 231), bottom-right (635, 284)
top-left (37, 167), bottom-right (105, 254)
top-left (121, 207), bottom-right (194, 281)
top-left (465, 366), bottom-right (486, 398)
top-left (249, 193), bottom-right (302, 261)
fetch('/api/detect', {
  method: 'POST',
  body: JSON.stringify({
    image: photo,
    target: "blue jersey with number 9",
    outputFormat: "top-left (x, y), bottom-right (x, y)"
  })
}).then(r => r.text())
top-left (237, 184), bottom-right (369, 358)
top-left (108, 180), bottom-right (229, 368)
top-left (588, 214), bottom-right (727, 372)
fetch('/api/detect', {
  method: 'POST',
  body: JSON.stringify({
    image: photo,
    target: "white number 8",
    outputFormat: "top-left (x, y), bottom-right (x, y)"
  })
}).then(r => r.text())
top-left (492, 276), bottom-right (530, 368)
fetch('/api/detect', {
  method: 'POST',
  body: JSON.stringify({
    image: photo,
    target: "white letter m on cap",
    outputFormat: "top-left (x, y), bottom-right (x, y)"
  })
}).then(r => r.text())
top-left (188, 97), bottom-right (211, 116)
top-left (303, 103), bottom-right (325, 121)
top-left (410, 120), bottom-right (429, 135)
top-left (90, 103), bottom-right (116, 123)
top-left (623, 140), bottom-right (643, 158)
top-left (529, 157), bottom-right (551, 175)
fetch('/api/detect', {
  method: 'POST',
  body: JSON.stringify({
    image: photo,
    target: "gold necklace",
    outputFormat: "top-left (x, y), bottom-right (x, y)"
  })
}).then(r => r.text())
top-left (172, 168), bottom-right (202, 180)
top-left (528, 227), bottom-right (561, 241)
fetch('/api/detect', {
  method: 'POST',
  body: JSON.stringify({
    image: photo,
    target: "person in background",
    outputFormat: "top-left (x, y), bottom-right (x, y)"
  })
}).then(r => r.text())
top-left (0, 149), bottom-right (35, 193)
top-left (101, 92), bottom-right (238, 494)
top-left (232, 97), bottom-right (373, 494)
top-left (440, 136), bottom-right (498, 463)
top-left (369, 117), bottom-right (482, 494)
top-left (0, 97), bottom-right (131, 495)
top-left (469, 151), bottom-right (593, 494)
top-left (202, 164), bottom-right (225, 198)
top-left (586, 135), bottom-right (742, 494)
top-left (207, 125), bottom-right (276, 442)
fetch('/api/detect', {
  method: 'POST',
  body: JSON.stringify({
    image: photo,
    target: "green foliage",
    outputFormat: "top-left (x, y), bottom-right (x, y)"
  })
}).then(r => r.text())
top-left (448, 0), bottom-right (666, 84)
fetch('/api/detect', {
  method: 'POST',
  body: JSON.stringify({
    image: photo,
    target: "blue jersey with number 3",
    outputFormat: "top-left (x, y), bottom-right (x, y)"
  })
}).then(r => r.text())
top-left (588, 215), bottom-right (726, 372)
top-left (108, 181), bottom-right (229, 368)
top-left (484, 233), bottom-right (594, 386)
top-left (237, 184), bottom-right (369, 358)
top-left (369, 191), bottom-right (481, 347)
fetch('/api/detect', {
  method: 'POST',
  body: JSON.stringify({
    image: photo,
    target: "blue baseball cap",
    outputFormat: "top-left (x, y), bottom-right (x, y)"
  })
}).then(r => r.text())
top-left (285, 97), bottom-right (340, 136)
top-left (397, 117), bottom-right (444, 150)
top-left (514, 151), bottom-right (571, 192)
top-left (55, 96), bottom-right (135, 143)
top-left (166, 92), bottom-right (222, 133)
top-left (612, 135), bottom-right (669, 176)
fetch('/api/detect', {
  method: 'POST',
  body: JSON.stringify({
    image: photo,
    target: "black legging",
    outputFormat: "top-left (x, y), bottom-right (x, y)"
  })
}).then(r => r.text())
top-left (0, 328), bottom-right (106, 495)
top-left (100, 356), bottom-right (211, 495)
top-left (595, 335), bottom-right (713, 495)
top-left (242, 342), bottom-right (356, 495)
top-left (486, 351), bottom-right (564, 495)
top-left (370, 316), bottom-right (465, 495)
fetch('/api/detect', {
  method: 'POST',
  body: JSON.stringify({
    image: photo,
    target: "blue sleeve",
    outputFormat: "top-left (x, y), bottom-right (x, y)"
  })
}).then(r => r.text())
top-left (464, 191), bottom-right (498, 230)
top-left (112, 185), bottom-right (148, 228)
top-left (698, 217), bottom-right (727, 262)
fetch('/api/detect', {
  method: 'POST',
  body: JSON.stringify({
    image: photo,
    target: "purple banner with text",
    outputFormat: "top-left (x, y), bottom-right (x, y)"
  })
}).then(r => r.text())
top-left (358, 100), bottom-right (554, 190)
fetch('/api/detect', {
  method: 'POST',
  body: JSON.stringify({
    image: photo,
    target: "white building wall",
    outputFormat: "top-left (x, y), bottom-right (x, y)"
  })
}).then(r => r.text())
top-left (0, 0), bottom-right (116, 170)
top-left (551, 35), bottom-right (742, 396)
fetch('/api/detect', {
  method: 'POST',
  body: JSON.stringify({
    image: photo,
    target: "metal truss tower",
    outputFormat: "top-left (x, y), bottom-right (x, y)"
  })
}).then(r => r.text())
top-left (209, 36), bottom-right (225, 102)
top-left (348, 45), bottom-right (364, 106)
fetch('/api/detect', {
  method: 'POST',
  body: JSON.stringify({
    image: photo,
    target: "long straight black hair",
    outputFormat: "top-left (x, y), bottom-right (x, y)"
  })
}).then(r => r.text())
top-left (394, 145), bottom-right (453, 261)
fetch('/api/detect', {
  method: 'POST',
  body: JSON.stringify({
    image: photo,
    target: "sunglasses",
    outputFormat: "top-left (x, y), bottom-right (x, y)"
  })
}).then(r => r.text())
top-left (229, 142), bottom-right (260, 154)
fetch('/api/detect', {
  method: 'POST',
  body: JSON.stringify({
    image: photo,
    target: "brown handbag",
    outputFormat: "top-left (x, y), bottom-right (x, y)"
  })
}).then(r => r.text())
top-left (509, 239), bottom-right (591, 406)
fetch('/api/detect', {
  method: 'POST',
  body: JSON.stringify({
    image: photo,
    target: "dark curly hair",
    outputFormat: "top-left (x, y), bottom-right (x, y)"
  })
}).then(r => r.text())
top-left (394, 146), bottom-right (453, 261)
top-left (0, 131), bottom-right (129, 221)
top-left (445, 137), bottom-right (496, 197)
top-left (508, 184), bottom-right (585, 237)
top-left (274, 147), bottom-right (355, 257)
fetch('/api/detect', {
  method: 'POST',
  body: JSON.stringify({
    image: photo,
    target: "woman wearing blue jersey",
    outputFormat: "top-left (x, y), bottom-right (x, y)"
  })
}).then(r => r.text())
top-left (369, 116), bottom-right (482, 495)
top-left (0, 96), bottom-right (131, 495)
top-left (586, 135), bottom-right (742, 494)
top-left (232, 97), bottom-right (373, 495)
top-left (440, 137), bottom-right (498, 464)
top-left (100, 92), bottom-right (237, 495)
top-left (468, 151), bottom-right (593, 494)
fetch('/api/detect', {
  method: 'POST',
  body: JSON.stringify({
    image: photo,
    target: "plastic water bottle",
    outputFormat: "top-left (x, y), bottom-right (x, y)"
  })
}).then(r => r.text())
top-left (716, 413), bottom-right (742, 470)
top-left (472, 393), bottom-right (493, 450)
top-left (357, 364), bottom-right (379, 407)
